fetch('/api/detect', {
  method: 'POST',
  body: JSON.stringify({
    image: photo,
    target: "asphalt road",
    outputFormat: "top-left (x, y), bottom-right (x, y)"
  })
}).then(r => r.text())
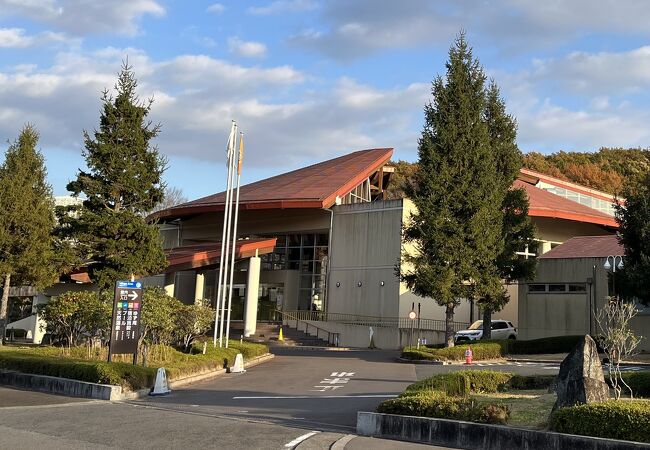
top-left (4, 351), bottom-right (642, 449)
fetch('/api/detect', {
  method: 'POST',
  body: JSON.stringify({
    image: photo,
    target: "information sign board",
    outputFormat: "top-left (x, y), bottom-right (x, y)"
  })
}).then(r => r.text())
top-left (108, 280), bottom-right (143, 362)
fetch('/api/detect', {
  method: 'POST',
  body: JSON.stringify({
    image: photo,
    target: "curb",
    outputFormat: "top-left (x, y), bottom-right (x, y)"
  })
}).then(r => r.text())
top-left (396, 357), bottom-right (450, 365)
top-left (270, 345), bottom-right (356, 351)
top-left (0, 353), bottom-right (276, 401)
top-left (357, 411), bottom-right (650, 450)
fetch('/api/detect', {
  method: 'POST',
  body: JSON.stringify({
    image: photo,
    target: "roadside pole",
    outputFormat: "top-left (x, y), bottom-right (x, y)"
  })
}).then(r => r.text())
top-left (408, 303), bottom-right (416, 348)
top-left (225, 132), bottom-right (243, 348)
top-left (417, 302), bottom-right (421, 349)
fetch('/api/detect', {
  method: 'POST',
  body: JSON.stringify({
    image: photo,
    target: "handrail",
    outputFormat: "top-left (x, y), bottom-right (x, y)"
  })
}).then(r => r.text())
top-left (276, 310), bottom-right (340, 347)
top-left (280, 310), bottom-right (469, 333)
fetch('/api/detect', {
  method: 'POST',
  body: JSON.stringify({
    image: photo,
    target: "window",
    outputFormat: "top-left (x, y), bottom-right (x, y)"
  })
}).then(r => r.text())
top-left (528, 284), bottom-right (546, 292)
top-left (548, 284), bottom-right (567, 292)
top-left (491, 321), bottom-right (507, 330)
top-left (568, 284), bottom-right (587, 292)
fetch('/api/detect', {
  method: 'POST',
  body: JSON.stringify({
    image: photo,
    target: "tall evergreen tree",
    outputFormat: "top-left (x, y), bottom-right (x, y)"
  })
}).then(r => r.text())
top-left (61, 63), bottom-right (168, 290)
top-left (479, 82), bottom-right (536, 339)
top-left (0, 125), bottom-right (56, 344)
top-left (402, 34), bottom-right (504, 347)
top-left (616, 173), bottom-right (650, 304)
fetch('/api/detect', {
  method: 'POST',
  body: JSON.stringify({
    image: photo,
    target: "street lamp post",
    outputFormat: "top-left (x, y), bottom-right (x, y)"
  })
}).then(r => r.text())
top-left (603, 255), bottom-right (624, 297)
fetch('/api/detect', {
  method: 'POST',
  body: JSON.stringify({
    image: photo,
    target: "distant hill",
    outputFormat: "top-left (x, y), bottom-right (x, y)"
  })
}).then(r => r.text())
top-left (523, 148), bottom-right (650, 194)
top-left (385, 148), bottom-right (650, 199)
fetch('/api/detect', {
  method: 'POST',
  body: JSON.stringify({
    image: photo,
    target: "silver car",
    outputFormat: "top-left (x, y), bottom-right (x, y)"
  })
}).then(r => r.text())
top-left (455, 320), bottom-right (517, 342)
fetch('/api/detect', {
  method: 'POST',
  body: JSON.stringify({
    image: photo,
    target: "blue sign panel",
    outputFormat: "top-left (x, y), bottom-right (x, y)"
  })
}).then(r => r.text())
top-left (117, 281), bottom-right (142, 289)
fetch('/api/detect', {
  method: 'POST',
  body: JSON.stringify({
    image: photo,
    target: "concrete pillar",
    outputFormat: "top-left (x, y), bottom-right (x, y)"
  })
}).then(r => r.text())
top-left (164, 272), bottom-right (176, 297)
top-left (244, 256), bottom-right (261, 337)
top-left (194, 272), bottom-right (205, 305)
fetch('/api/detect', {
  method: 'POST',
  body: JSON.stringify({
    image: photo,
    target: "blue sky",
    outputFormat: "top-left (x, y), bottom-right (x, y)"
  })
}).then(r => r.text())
top-left (1, 1), bottom-right (650, 200)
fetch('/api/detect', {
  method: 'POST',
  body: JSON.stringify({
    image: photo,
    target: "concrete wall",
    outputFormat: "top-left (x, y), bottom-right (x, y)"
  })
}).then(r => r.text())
top-left (518, 256), bottom-right (650, 351)
top-left (284, 318), bottom-right (446, 349)
top-left (328, 200), bottom-right (403, 318)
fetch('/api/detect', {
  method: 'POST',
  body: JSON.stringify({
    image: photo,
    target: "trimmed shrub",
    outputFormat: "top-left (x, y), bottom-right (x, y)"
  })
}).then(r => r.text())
top-left (550, 400), bottom-right (650, 443)
top-left (620, 371), bottom-right (650, 398)
top-left (403, 343), bottom-right (502, 361)
top-left (506, 374), bottom-right (556, 390)
top-left (479, 335), bottom-right (584, 355)
top-left (404, 370), bottom-right (513, 397)
top-left (0, 351), bottom-right (156, 390)
top-left (377, 390), bottom-right (509, 424)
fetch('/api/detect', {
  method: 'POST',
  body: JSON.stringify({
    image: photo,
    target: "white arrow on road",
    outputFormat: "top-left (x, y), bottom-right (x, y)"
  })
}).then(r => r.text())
top-left (128, 291), bottom-right (139, 301)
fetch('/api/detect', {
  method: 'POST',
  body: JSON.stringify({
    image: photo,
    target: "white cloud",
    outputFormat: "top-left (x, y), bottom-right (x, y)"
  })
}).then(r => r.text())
top-left (228, 37), bottom-right (267, 58)
top-left (290, 0), bottom-right (650, 60)
top-left (0, 0), bottom-right (165, 36)
top-left (206, 3), bottom-right (225, 14)
top-left (0, 27), bottom-right (70, 48)
top-left (248, 0), bottom-right (317, 15)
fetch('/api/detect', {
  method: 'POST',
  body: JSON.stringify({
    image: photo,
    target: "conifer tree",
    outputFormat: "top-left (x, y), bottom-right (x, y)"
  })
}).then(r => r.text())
top-left (61, 63), bottom-right (168, 290)
top-left (0, 125), bottom-right (56, 344)
top-left (616, 173), bottom-right (650, 304)
top-left (479, 82), bottom-right (536, 339)
top-left (402, 34), bottom-right (504, 347)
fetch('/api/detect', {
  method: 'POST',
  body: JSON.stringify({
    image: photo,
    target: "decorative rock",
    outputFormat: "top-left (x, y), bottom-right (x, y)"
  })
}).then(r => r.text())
top-left (552, 335), bottom-right (609, 411)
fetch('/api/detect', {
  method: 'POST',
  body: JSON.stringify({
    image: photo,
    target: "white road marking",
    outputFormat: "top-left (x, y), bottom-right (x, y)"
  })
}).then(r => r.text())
top-left (284, 431), bottom-right (319, 448)
top-left (233, 394), bottom-right (398, 399)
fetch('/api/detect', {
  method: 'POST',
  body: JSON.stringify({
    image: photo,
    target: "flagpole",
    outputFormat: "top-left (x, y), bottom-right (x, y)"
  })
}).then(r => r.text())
top-left (225, 132), bottom-right (243, 348)
top-left (218, 124), bottom-right (238, 347)
top-left (213, 121), bottom-right (236, 347)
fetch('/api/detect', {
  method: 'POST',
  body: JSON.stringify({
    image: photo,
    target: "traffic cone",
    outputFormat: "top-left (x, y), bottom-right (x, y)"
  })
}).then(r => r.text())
top-left (278, 326), bottom-right (284, 341)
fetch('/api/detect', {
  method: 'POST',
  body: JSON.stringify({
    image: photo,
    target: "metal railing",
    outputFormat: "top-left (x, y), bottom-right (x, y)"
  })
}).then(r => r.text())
top-left (280, 310), bottom-right (469, 333)
top-left (276, 310), bottom-right (340, 347)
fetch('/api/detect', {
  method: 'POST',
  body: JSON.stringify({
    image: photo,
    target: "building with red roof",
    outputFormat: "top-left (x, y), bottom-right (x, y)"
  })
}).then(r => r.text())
top-left (147, 148), bottom-right (622, 348)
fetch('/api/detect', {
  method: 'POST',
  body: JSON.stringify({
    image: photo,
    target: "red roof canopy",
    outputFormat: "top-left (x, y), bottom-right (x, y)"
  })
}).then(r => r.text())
top-left (152, 148), bottom-right (393, 221)
top-left (539, 235), bottom-right (623, 259)
top-left (513, 180), bottom-right (618, 228)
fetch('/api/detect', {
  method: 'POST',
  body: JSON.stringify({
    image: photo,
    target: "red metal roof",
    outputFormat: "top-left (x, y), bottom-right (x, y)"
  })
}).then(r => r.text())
top-left (152, 148), bottom-right (393, 221)
top-left (165, 238), bottom-right (277, 272)
top-left (513, 180), bottom-right (618, 228)
top-left (520, 168), bottom-right (620, 204)
top-left (539, 235), bottom-right (623, 259)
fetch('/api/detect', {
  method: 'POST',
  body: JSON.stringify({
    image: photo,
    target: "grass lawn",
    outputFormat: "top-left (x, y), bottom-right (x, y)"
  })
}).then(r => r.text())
top-left (472, 389), bottom-right (556, 429)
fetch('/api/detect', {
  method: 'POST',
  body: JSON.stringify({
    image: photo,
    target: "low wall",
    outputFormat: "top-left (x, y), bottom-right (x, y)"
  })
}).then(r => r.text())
top-left (283, 319), bottom-right (445, 349)
top-left (0, 370), bottom-right (122, 400)
top-left (357, 412), bottom-right (650, 450)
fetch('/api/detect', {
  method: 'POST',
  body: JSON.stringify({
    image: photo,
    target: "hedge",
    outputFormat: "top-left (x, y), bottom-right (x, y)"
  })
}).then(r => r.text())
top-left (0, 351), bottom-right (156, 391)
top-left (0, 340), bottom-right (269, 391)
top-left (618, 371), bottom-right (650, 398)
top-left (422, 335), bottom-right (585, 357)
top-left (404, 370), bottom-right (513, 397)
top-left (377, 390), bottom-right (509, 424)
top-left (550, 400), bottom-right (650, 443)
top-left (506, 374), bottom-right (556, 390)
top-left (403, 343), bottom-right (502, 361)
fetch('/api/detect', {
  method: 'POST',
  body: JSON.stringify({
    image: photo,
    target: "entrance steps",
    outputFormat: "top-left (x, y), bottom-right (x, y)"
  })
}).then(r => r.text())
top-left (217, 321), bottom-right (332, 347)
top-left (275, 326), bottom-right (332, 347)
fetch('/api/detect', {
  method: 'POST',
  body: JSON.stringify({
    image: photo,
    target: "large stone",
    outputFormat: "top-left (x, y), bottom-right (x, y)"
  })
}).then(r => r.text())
top-left (553, 335), bottom-right (609, 411)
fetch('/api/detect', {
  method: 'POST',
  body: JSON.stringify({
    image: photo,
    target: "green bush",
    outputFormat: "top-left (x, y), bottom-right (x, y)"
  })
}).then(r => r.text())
top-left (402, 343), bottom-right (502, 361)
top-left (550, 400), bottom-right (650, 443)
top-left (506, 374), bottom-right (556, 390)
top-left (620, 371), bottom-right (650, 398)
top-left (404, 370), bottom-right (513, 397)
top-left (476, 335), bottom-right (584, 355)
top-left (378, 390), bottom-right (509, 424)
top-left (0, 351), bottom-right (156, 390)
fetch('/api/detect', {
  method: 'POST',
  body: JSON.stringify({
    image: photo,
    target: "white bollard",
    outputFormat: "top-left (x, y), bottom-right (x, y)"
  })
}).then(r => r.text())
top-left (230, 353), bottom-right (246, 374)
top-left (149, 367), bottom-right (171, 396)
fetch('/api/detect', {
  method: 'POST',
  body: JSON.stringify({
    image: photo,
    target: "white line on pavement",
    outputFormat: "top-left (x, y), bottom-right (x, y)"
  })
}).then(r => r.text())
top-left (233, 394), bottom-right (398, 400)
top-left (284, 431), bottom-right (319, 448)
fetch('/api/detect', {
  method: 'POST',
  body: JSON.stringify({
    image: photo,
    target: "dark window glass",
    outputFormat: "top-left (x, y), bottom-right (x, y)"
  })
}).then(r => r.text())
top-left (287, 248), bottom-right (300, 261)
top-left (274, 235), bottom-right (286, 246)
top-left (491, 321), bottom-right (508, 330)
top-left (288, 261), bottom-right (299, 270)
top-left (315, 247), bottom-right (328, 260)
top-left (528, 284), bottom-right (546, 292)
top-left (568, 284), bottom-right (586, 292)
top-left (287, 234), bottom-right (301, 246)
top-left (301, 247), bottom-right (315, 261)
top-left (548, 284), bottom-right (566, 292)
top-left (316, 234), bottom-right (329, 246)
top-left (301, 234), bottom-right (315, 246)
top-left (300, 275), bottom-right (314, 289)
